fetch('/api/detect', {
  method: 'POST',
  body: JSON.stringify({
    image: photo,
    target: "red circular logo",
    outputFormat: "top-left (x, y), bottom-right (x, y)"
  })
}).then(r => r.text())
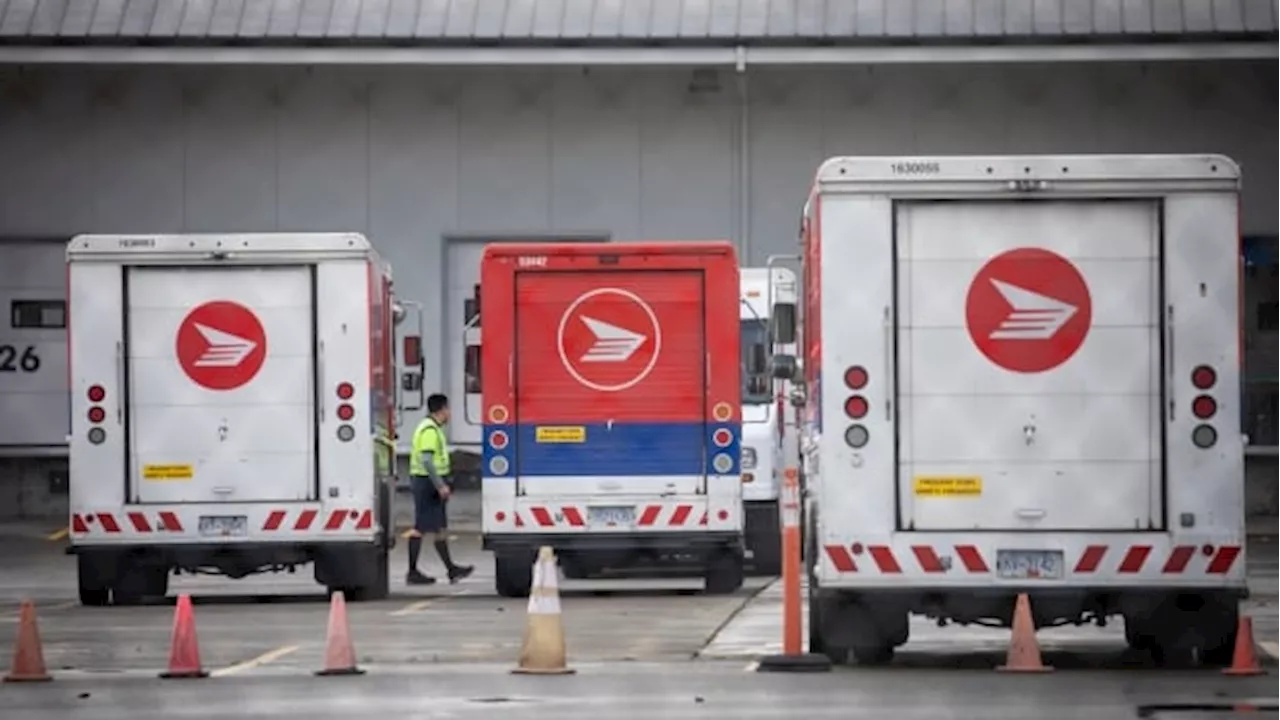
top-left (175, 301), bottom-right (268, 391)
top-left (556, 288), bottom-right (661, 392)
top-left (965, 248), bottom-right (1092, 374)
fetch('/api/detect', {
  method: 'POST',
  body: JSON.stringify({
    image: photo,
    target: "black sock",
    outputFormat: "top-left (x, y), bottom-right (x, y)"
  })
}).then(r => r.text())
top-left (408, 536), bottom-right (423, 573)
top-left (434, 539), bottom-right (455, 571)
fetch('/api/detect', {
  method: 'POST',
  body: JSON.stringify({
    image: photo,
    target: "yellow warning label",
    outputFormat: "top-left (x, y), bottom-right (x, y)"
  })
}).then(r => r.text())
top-left (913, 476), bottom-right (982, 497)
top-left (535, 426), bottom-right (586, 443)
top-left (142, 464), bottom-right (194, 481)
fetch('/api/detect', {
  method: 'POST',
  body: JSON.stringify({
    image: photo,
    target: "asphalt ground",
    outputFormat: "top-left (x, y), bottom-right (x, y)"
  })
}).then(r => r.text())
top-left (0, 525), bottom-right (1275, 720)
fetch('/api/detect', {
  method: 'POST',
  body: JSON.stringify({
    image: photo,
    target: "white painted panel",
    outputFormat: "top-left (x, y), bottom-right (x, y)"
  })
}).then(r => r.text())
top-left (126, 266), bottom-right (315, 504)
top-left (896, 200), bottom-right (1162, 532)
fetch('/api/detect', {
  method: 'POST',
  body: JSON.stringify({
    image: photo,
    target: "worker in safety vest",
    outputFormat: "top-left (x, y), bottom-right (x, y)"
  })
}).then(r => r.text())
top-left (406, 393), bottom-right (474, 585)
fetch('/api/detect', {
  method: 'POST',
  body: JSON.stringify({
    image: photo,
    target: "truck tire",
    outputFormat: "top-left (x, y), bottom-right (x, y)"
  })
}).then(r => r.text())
top-left (750, 533), bottom-right (782, 577)
top-left (495, 552), bottom-right (533, 598)
top-left (77, 555), bottom-right (111, 607)
top-left (1148, 595), bottom-right (1238, 668)
top-left (852, 644), bottom-right (895, 666)
top-left (113, 562), bottom-right (169, 606)
top-left (704, 552), bottom-right (744, 595)
top-left (347, 549), bottom-right (391, 602)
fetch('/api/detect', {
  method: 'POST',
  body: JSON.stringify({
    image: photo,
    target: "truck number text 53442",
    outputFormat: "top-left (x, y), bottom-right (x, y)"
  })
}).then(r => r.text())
top-left (0, 345), bottom-right (40, 373)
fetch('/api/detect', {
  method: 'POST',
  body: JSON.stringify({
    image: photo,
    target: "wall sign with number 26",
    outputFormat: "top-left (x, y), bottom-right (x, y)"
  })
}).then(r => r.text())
top-left (0, 345), bottom-right (41, 373)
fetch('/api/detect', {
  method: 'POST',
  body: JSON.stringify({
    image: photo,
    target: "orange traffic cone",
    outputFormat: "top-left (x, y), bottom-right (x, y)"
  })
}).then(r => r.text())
top-left (159, 594), bottom-right (208, 679)
top-left (4, 600), bottom-right (51, 682)
top-left (996, 593), bottom-right (1053, 673)
top-left (316, 590), bottom-right (364, 676)
top-left (1222, 615), bottom-right (1265, 676)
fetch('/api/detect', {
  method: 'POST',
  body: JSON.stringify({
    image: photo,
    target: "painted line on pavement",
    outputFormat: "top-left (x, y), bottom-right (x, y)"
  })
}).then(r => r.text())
top-left (210, 644), bottom-right (300, 677)
top-left (743, 661), bottom-right (760, 672)
top-left (1259, 641), bottom-right (1279, 659)
top-left (0, 600), bottom-right (76, 622)
top-left (47, 527), bottom-right (69, 541)
top-left (390, 599), bottom-right (434, 616)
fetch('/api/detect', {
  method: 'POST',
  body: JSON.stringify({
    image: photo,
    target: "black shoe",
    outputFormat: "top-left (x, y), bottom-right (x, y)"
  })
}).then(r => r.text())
top-left (406, 570), bottom-right (437, 585)
top-left (447, 565), bottom-right (474, 584)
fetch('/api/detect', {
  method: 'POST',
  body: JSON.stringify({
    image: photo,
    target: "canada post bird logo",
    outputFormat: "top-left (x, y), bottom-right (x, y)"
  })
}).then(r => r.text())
top-left (965, 247), bottom-right (1092, 374)
top-left (578, 316), bottom-right (648, 363)
top-left (557, 288), bottom-right (662, 393)
top-left (176, 301), bottom-right (268, 391)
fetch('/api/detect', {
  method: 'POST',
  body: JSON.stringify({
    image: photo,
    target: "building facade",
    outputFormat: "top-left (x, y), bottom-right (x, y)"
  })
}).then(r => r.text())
top-left (0, 0), bottom-right (1276, 519)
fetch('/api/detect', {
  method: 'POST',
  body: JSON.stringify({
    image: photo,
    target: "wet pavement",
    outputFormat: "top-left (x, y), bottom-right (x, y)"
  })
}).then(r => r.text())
top-left (0, 528), bottom-right (1275, 719)
top-left (4, 661), bottom-right (1276, 720)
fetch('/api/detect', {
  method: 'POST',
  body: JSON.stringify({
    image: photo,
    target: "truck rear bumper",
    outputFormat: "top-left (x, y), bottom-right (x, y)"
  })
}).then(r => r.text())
top-left (483, 531), bottom-right (742, 554)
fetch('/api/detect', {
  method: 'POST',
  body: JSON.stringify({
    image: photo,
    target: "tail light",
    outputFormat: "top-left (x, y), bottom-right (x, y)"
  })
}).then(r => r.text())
top-left (844, 365), bottom-right (868, 390)
top-left (843, 365), bottom-right (869, 448)
top-left (86, 385), bottom-right (107, 445)
top-left (1191, 395), bottom-right (1217, 420)
top-left (1190, 366), bottom-right (1218, 448)
top-left (335, 382), bottom-right (355, 441)
top-left (844, 395), bottom-right (869, 419)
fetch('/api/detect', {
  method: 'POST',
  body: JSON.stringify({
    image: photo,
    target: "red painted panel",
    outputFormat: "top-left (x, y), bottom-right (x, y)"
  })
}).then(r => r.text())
top-left (481, 242), bottom-right (741, 426)
top-left (514, 270), bottom-right (705, 423)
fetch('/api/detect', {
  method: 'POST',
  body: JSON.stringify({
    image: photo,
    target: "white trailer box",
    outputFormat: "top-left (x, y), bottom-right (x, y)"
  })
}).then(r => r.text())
top-left (67, 233), bottom-right (401, 605)
top-left (788, 155), bottom-right (1246, 667)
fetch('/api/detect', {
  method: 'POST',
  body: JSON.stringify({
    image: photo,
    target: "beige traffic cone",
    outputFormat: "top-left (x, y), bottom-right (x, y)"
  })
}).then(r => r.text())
top-left (512, 546), bottom-right (575, 675)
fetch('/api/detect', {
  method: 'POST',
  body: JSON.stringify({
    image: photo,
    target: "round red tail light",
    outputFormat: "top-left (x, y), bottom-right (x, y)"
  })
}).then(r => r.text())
top-left (336, 382), bottom-right (355, 400)
top-left (844, 366), bottom-right (868, 390)
top-left (336, 404), bottom-right (355, 421)
top-left (1192, 395), bottom-right (1217, 420)
top-left (1191, 366), bottom-right (1216, 390)
top-left (844, 395), bottom-right (869, 419)
top-left (87, 385), bottom-right (106, 402)
top-left (87, 406), bottom-right (106, 424)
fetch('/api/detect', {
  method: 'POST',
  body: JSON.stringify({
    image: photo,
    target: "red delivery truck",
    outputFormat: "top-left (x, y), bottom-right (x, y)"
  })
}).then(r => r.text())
top-left (478, 241), bottom-right (746, 597)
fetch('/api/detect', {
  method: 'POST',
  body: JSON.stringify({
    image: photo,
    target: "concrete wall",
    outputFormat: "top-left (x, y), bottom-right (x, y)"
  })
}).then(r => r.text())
top-left (0, 59), bottom-right (1275, 520)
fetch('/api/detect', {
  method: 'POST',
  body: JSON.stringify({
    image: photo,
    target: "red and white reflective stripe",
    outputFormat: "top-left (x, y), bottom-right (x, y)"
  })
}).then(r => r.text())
top-left (823, 543), bottom-right (1242, 576)
top-left (1076, 544), bottom-right (1242, 575)
top-left (512, 505), bottom-right (714, 529)
top-left (261, 509), bottom-right (372, 532)
top-left (71, 509), bottom-right (373, 534)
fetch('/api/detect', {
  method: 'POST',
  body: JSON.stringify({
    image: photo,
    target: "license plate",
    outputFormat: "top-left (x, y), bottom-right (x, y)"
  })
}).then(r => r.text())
top-left (198, 515), bottom-right (248, 538)
top-left (996, 550), bottom-right (1064, 580)
top-left (587, 506), bottom-right (636, 529)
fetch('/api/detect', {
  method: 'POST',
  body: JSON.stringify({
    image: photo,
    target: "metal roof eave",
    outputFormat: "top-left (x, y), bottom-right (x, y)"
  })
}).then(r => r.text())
top-left (0, 41), bottom-right (1273, 67)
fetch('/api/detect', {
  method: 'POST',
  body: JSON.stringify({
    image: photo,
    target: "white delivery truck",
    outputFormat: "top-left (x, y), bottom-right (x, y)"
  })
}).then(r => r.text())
top-left (739, 266), bottom-right (800, 575)
top-left (782, 155), bottom-right (1247, 667)
top-left (67, 233), bottom-right (402, 605)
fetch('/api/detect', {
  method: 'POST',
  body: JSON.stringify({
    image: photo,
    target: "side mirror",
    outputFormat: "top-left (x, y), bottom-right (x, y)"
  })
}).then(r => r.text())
top-left (771, 302), bottom-right (797, 345)
top-left (771, 353), bottom-right (797, 380)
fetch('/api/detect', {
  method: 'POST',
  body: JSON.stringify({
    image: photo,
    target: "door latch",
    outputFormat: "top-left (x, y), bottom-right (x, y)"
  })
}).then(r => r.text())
top-left (217, 420), bottom-right (229, 442)
top-left (1023, 423), bottom-right (1036, 446)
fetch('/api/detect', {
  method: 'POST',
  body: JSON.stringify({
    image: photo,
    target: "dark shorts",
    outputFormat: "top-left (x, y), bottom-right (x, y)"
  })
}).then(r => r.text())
top-left (410, 475), bottom-right (449, 533)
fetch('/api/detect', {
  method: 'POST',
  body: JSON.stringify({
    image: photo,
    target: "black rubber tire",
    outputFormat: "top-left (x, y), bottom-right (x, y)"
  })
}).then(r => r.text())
top-left (704, 553), bottom-right (744, 595)
top-left (495, 552), bottom-right (533, 598)
top-left (77, 555), bottom-right (111, 607)
top-left (346, 550), bottom-right (391, 602)
top-left (750, 535), bottom-right (782, 577)
top-left (113, 563), bottom-right (169, 606)
top-left (1148, 597), bottom-right (1238, 668)
top-left (852, 644), bottom-right (895, 666)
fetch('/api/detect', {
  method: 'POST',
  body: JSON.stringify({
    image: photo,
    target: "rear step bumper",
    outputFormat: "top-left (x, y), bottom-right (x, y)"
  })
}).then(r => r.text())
top-left (483, 531), bottom-right (742, 554)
